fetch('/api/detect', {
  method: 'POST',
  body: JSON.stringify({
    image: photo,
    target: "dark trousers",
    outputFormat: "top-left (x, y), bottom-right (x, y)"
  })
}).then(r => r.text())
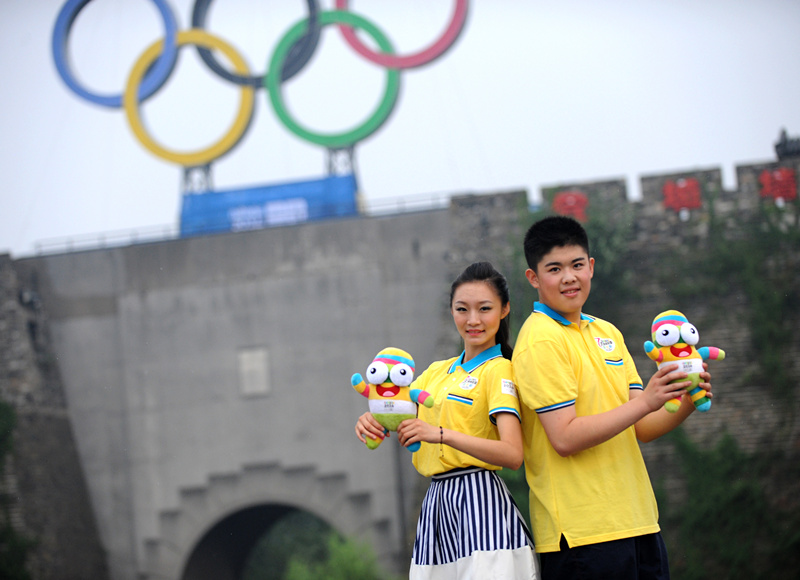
top-left (539, 532), bottom-right (670, 580)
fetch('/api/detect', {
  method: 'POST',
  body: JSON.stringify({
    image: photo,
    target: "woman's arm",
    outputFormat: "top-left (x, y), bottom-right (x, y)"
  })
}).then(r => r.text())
top-left (396, 412), bottom-right (524, 470)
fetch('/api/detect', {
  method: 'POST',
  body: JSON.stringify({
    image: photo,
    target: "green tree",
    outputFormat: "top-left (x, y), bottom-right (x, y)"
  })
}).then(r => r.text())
top-left (283, 533), bottom-right (401, 580)
top-left (582, 206), bottom-right (637, 331)
top-left (241, 510), bottom-right (331, 580)
top-left (664, 201), bottom-right (800, 398)
top-left (0, 524), bottom-right (34, 580)
top-left (0, 401), bottom-right (34, 580)
top-left (662, 429), bottom-right (800, 580)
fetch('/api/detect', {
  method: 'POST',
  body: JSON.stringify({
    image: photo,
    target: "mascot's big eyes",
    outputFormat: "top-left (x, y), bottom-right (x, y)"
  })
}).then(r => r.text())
top-left (656, 324), bottom-right (680, 346)
top-left (389, 363), bottom-right (414, 387)
top-left (366, 361), bottom-right (389, 385)
top-left (680, 323), bottom-right (699, 345)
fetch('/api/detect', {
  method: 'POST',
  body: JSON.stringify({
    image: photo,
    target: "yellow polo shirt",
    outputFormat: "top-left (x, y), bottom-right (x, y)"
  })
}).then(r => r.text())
top-left (512, 302), bottom-right (659, 553)
top-left (412, 344), bottom-right (522, 477)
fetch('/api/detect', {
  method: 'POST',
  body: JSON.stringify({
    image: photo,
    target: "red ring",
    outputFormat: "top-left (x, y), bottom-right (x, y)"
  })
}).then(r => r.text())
top-left (334, 0), bottom-right (468, 69)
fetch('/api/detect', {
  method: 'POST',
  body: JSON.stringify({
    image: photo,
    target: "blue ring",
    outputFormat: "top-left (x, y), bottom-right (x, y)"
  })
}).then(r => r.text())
top-left (52, 0), bottom-right (179, 108)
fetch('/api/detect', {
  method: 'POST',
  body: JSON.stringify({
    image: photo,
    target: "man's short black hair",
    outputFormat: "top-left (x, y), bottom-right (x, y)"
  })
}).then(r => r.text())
top-left (523, 216), bottom-right (590, 271)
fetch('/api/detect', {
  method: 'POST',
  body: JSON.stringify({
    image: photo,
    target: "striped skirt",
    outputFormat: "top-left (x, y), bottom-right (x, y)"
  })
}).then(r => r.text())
top-left (410, 467), bottom-right (539, 580)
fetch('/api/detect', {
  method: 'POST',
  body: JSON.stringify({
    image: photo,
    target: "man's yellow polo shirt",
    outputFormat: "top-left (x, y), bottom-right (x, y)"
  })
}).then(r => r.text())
top-left (412, 343), bottom-right (522, 477)
top-left (512, 302), bottom-right (659, 553)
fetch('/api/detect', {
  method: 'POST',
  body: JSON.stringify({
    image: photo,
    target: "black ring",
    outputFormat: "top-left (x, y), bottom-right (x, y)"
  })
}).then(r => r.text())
top-left (191, 0), bottom-right (321, 88)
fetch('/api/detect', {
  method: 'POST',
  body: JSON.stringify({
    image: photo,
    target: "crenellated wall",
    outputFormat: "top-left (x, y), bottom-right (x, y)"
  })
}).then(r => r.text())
top-left (543, 158), bottom-right (800, 516)
top-left (0, 156), bottom-right (798, 579)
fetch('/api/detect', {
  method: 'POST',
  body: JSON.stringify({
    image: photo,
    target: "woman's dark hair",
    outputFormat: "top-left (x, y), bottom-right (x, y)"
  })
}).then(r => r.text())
top-left (449, 261), bottom-right (513, 360)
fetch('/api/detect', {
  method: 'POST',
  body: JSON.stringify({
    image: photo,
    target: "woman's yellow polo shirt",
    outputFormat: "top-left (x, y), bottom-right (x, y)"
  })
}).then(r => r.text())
top-left (412, 343), bottom-right (522, 477)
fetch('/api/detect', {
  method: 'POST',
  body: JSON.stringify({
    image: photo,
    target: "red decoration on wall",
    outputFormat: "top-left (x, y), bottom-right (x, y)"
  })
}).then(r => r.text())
top-left (552, 190), bottom-right (589, 222)
top-left (758, 167), bottom-right (797, 202)
top-left (662, 178), bottom-right (702, 212)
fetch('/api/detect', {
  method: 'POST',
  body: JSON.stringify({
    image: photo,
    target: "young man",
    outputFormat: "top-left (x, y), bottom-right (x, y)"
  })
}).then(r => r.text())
top-left (512, 216), bottom-right (713, 579)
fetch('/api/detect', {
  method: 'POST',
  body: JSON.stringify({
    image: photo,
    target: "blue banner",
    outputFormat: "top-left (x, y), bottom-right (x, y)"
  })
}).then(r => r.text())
top-left (179, 174), bottom-right (358, 237)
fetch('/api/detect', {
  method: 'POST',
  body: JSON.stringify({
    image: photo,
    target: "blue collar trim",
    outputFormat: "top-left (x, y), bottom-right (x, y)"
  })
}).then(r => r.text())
top-left (448, 343), bottom-right (503, 374)
top-left (533, 301), bottom-right (594, 326)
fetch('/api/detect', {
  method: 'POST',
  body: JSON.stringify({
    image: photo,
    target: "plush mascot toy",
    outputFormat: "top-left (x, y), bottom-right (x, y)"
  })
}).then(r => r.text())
top-left (352, 347), bottom-right (433, 452)
top-left (644, 310), bottom-right (725, 413)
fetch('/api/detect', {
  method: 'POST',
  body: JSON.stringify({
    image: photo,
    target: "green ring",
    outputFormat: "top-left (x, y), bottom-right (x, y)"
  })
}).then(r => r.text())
top-left (267, 10), bottom-right (400, 149)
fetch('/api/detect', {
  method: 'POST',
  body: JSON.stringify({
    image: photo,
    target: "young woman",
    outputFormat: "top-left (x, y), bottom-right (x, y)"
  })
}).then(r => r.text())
top-left (356, 262), bottom-right (539, 579)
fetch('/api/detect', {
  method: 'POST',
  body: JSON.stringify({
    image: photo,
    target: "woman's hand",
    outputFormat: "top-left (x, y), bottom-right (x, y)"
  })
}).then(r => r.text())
top-left (397, 418), bottom-right (438, 448)
top-left (398, 414), bottom-right (524, 469)
top-left (355, 412), bottom-right (387, 444)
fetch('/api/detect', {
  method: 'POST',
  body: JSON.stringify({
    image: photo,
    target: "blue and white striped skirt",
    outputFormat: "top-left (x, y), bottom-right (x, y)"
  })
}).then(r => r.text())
top-left (410, 467), bottom-right (539, 579)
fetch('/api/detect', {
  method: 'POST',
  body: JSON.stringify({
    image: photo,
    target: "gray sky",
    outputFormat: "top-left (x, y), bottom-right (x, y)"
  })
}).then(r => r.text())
top-left (2, 0), bottom-right (799, 257)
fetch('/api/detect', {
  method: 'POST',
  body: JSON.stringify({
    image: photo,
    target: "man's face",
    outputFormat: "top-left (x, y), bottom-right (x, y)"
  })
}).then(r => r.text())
top-left (526, 244), bottom-right (594, 324)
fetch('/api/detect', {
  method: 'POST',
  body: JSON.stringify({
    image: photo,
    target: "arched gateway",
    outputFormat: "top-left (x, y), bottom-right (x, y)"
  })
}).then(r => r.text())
top-left (143, 462), bottom-right (398, 579)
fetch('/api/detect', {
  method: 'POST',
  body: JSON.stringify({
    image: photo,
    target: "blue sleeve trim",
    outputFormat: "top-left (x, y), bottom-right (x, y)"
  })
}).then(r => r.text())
top-left (629, 383), bottom-right (644, 391)
top-left (536, 400), bottom-right (576, 414)
top-left (489, 407), bottom-right (521, 425)
top-left (489, 407), bottom-right (522, 421)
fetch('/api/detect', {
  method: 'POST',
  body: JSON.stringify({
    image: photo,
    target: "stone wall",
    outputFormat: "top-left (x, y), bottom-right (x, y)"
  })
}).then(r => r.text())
top-left (0, 255), bottom-right (108, 580)
top-left (438, 189), bottom-right (530, 358)
top-left (1, 158), bottom-right (798, 578)
top-left (543, 159), bottom-right (800, 515)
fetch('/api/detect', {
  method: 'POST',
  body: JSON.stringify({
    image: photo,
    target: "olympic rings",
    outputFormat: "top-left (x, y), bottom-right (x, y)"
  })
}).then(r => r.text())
top-left (52, 0), bottom-right (179, 108)
top-left (334, 0), bottom-right (469, 69)
top-left (267, 11), bottom-right (400, 149)
top-left (124, 29), bottom-right (255, 167)
top-left (52, 0), bottom-right (470, 166)
top-left (191, 0), bottom-right (321, 88)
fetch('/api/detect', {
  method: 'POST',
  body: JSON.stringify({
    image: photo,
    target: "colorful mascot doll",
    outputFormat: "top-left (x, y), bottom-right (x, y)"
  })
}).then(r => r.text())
top-left (351, 347), bottom-right (433, 452)
top-left (644, 310), bottom-right (725, 413)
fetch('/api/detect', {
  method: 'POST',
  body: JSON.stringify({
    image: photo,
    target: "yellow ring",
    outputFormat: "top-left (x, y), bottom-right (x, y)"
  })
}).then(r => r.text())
top-left (124, 29), bottom-right (254, 167)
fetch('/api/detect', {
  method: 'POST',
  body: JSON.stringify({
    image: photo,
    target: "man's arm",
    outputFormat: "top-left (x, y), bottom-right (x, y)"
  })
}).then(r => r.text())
top-left (538, 364), bottom-right (691, 456)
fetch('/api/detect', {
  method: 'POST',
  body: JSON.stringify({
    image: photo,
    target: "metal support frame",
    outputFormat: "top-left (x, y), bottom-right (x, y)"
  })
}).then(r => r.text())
top-left (182, 164), bottom-right (214, 194)
top-left (326, 147), bottom-right (356, 176)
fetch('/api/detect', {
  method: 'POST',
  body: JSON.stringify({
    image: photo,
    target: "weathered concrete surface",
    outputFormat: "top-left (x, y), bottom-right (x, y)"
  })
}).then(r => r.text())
top-left (12, 199), bottom-right (519, 579)
top-left (4, 174), bottom-right (799, 579)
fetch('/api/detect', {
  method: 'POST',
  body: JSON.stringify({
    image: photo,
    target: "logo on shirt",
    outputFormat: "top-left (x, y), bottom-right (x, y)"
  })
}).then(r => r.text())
top-left (595, 337), bottom-right (616, 352)
top-left (501, 379), bottom-right (518, 398)
top-left (459, 376), bottom-right (478, 390)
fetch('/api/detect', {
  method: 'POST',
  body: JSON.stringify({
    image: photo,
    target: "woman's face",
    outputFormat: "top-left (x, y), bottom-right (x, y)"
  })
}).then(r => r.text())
top-left (451, 281), bottom-right (509, 359)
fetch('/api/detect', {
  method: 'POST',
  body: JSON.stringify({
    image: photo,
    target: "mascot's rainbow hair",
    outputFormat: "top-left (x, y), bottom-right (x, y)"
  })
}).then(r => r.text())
top-left (370, 349), bottom-right (415, 374)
